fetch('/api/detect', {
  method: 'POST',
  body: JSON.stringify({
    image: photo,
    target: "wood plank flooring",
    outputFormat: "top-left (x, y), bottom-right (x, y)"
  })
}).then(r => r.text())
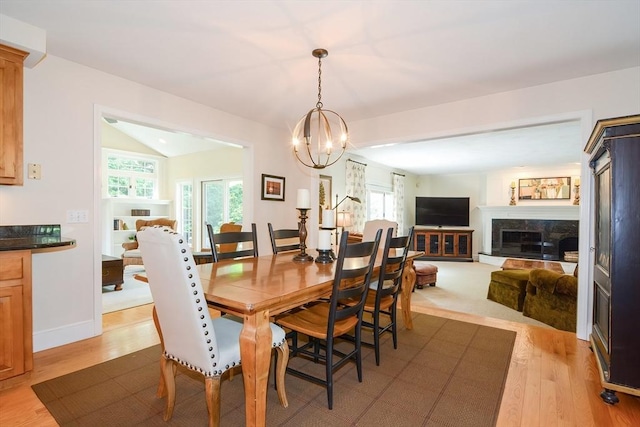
top-left (0, 302), bottom-right (639, 426)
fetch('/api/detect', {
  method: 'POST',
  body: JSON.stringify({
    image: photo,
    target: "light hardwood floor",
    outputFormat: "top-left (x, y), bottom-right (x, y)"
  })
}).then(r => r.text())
top-left (1, 302), bottom-right (639, 426)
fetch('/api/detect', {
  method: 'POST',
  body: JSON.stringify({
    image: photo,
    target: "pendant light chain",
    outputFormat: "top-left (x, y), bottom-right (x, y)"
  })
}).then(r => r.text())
top-left (316, 55), bottom-right (323, 109)
top-left (292, 48), bottom-right (348, 170)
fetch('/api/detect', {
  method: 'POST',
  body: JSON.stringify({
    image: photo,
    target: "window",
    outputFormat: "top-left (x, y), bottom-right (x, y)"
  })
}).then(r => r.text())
top-left (201, 179), bottom-right (243, 248)
top-left (104, 150), bottom-right (159, 198)
top-left (367, 188), bottom-right (395, 221)
top-left (176, 182), bottom-right (193, 245)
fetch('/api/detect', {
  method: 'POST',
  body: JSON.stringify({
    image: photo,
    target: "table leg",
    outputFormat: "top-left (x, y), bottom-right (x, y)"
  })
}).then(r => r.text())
top-left (401, 259), bottom-right (417, 330)
top-left (240, 310), bottom-right (272, 427)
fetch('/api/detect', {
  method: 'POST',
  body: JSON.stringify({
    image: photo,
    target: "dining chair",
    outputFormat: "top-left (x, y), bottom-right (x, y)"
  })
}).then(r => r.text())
top-left (362, 219), bottom-right (397, 242)
top-left (276, 229), bottom-right (382, 409)
top-left (361, 226), bottom-right (414, 365)
top-left (268, 223), bottom-right (300, 254)
top-left (137, 226), bottom-right (289, 426)
top-left (207, 222), bottom-right (258, 262)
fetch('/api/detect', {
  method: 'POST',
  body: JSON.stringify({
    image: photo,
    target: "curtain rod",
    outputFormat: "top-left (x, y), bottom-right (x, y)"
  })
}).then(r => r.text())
top-left (392, 172), bottom-right (405, 177)
top-left (347, 158), bottom-right (367, 166)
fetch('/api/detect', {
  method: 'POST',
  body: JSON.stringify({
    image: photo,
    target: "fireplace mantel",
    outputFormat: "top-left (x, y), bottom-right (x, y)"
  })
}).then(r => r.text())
top-left (477, 205), bottom-right (579, 253)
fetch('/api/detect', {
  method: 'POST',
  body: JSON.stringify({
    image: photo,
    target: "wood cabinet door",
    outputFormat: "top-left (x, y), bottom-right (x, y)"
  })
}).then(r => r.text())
top-left (456, 233), bottom-right (471, 257)
top-left (442, 232), bottom-right (456, 256)
top-left (0, 285), bottom-right (24, 380)
top-left (0, 45), bottom-right (26, 185)
top-left (592, 152), bottom-right (612, 364)
top-left (425, 232), bottom-right (441, 256)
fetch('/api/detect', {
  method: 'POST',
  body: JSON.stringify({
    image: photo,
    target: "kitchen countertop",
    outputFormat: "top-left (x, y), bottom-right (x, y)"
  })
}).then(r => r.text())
top-left (0, 225), bottom-right (76, 251)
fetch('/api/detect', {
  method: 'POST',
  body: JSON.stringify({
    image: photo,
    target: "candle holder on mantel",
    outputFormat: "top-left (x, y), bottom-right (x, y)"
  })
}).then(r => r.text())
top-left (509, 184), bottom-right (517, 206)
top-left (573, 183), bottom-right (580, 205)
top-left (293, 208), bottom-right (314, 262)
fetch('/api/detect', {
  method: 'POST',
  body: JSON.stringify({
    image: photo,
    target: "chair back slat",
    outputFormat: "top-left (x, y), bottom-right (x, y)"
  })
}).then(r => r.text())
top-left (329, 230), bottom-right (382, 327)
top-left (207, 223), bottom-right (259, 262)
top-left (268, 223), bottom-right (300, 254)
top-left (374, 226), bottom-right (414, 299)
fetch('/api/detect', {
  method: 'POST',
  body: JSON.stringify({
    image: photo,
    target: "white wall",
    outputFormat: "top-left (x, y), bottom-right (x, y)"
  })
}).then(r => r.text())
top-left (0, 51), bottom-right (637, 350)
top-left (0, 54), bottom-right (306, 351)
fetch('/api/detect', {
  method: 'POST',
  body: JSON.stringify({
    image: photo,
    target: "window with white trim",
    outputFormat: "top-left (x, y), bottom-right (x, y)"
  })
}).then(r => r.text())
top-left (104, 150), bottom-right (160, 199)
top-left (367, 187), bottom-right (395, 221)
top-left (201, 179), bottom-right (243, 248)
top-left (176, 181), bottom-right (193, 245)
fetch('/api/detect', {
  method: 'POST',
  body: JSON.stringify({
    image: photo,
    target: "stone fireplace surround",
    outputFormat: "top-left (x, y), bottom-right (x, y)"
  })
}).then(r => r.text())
top-left (478, 206), bottom-right (580, 261)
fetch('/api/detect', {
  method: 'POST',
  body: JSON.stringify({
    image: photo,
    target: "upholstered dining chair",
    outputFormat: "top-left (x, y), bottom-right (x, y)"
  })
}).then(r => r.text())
top-left (362, 219), bottom-right (397, 242)
top-left (360, 226), bottom-right (413, 365)
top-left (137, 226), bottom-right (289, 426)
top-left (206, 222), bottom-right (258, 262)
top-left (121, 218), bottom-right (177, 267)
top-left (267, 223), bottom-right (300, 254)
top-left (276, 229), bottom-right (382, 409)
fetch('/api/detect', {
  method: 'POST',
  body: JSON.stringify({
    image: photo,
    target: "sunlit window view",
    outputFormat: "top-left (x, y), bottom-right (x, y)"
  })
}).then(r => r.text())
top-left (368, 189), bottom-right (395, 221)
top-left (201, 179), bottom-right (243, 248)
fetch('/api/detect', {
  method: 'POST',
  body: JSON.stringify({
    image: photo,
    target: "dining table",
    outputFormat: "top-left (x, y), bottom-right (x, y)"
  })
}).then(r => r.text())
top-left (138, 248), bottom-right (422, 426)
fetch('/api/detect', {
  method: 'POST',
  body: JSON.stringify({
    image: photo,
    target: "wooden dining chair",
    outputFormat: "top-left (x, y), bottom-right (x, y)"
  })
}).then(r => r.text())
top-left (267, 223), bottom-right (300, 254)
top-left (360, 226), bottom-right (414, 365)
top-left (206, 222), bottom-right (258, 262)
top-left (137, 226), bottom-right (288, 426)
top-left (276, 229), bottom-right (382, 409)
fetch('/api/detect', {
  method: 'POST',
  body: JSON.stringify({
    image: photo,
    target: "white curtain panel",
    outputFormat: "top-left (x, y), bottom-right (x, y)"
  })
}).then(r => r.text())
top-left (393, 173), bottom-right (405, 235)
top-left (345, 160), bottom-right (367, 233)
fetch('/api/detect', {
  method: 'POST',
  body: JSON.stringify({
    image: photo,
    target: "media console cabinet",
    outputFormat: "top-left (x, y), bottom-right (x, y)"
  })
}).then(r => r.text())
top-left (413, 228), bottom-right (473, 261)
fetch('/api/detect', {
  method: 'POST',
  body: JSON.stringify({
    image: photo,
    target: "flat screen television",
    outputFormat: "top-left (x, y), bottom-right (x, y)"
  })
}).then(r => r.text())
top-left (415, 197), bottom-right (470, 227)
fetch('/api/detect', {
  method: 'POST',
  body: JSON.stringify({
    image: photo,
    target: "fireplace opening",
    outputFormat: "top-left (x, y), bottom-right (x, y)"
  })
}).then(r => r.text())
top-left (500, 229), bottom-right (555, 259)
top-left (491, 219), bottom-right (578, 261)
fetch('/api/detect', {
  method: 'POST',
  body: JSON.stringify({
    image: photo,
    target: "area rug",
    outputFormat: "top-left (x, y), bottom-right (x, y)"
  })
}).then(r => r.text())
top-left (102, 266), bottom-right (153, 314)
top-left (32, 312), bottom-right (516, 426)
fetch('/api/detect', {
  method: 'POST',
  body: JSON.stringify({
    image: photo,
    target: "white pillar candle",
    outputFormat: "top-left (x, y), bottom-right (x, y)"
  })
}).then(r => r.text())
top-left (322, 210), bottom-right (335, 228)
top-left (296, 189), bottom-right (310, 209)
top-left (318, 229), bottom-right (332, 250)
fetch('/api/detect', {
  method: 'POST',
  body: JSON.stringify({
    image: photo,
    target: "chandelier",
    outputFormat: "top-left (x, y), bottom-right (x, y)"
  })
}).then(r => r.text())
top-left (292, 48), bottom-right (349, 169)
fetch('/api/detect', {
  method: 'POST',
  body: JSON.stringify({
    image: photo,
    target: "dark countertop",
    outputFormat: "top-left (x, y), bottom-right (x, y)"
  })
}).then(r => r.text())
top-left (0, 225), bottom-right (76, 252)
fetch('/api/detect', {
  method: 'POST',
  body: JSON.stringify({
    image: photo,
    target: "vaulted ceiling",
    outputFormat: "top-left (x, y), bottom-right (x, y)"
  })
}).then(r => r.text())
top-left (3, 1), bottom-right (638, 174)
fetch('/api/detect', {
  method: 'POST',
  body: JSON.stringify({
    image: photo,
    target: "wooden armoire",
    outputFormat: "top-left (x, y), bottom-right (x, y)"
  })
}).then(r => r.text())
top-left (584, 115), bottom-right (640, 404)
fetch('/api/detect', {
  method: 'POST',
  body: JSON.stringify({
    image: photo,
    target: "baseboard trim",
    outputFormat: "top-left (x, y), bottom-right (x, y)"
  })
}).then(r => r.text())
top-left (33, 319), bottom-right (96, 352)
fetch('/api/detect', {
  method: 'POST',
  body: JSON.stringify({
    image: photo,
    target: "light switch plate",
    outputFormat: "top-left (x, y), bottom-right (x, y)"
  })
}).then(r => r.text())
top-left (28, 163), bottom-right (42, 179)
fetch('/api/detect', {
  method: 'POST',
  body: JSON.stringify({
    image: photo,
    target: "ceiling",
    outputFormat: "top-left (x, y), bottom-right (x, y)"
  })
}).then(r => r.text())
top-left (2, 1), bottom-right (639, 174)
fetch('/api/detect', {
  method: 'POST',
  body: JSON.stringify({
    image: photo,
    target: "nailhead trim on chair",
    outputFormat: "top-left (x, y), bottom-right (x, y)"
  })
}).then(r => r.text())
top-left (164, 226), bottom-right (232, 377)
top-left (148, 226), bottom-right (286, 379)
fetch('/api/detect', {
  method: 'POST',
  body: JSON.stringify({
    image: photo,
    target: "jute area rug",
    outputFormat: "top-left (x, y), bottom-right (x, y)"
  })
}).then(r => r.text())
top-left (32, 312), bottom-right (515, 426)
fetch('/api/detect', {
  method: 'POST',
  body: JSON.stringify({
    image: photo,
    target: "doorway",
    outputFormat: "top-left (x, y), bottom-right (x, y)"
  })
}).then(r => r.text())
top-left (94, 108), bottom-right (248, 325)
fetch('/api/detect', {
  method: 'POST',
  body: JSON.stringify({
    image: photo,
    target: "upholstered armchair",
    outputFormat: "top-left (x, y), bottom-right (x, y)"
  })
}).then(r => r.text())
top-left (522, 267), bottom-right (578, 332)
top-left (121, 218), bottom-right (177, 267)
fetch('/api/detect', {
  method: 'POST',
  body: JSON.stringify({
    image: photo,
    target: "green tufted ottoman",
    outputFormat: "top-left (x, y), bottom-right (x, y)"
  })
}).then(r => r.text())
top-left (487, 269), bottom-right (531, 311)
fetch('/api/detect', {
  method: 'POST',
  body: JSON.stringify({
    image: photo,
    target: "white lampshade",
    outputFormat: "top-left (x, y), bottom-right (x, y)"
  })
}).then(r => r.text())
top-left (336, 211), bottom-right (352, 227)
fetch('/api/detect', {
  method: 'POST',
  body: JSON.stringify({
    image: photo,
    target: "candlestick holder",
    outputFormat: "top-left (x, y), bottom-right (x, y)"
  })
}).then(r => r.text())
top-left (315, 249), bottom-right (333, 264)
top-left (509, 186), bottom-right (517, 206)
top-left (573, 184), bottom-right (580, 205)
top-left (293, 208), bottom-right (314, 262)
top-left (320, 226), bottom-right (337, 259)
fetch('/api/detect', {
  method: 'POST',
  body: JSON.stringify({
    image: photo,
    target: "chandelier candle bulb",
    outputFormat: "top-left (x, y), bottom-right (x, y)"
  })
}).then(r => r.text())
top-left (322, 210), bottom-right (335, 228)
top-left (296, 189), bottom-right (310, 209)
top-left (510, 181), bottom-right (516, 189)
top-left (318, 229), bottom-right (332, 250)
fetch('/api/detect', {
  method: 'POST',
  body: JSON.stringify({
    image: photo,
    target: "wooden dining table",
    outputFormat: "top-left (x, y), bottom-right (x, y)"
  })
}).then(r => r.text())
top-left (139, 249), bottom-right (422, 426)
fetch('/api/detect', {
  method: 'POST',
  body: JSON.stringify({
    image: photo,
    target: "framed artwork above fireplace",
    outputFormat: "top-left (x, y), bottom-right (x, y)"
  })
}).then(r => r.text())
top-left (518, 177), bottom-right (571, 200)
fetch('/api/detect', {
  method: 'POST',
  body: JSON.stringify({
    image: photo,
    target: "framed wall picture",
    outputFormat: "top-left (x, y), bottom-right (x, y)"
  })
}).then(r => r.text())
top-left (518, 177), bottom-right (571, 200)
top-left (319, 175), bottom-right (332, 224)
top-left (261, 174), bottom-right (285, 201)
